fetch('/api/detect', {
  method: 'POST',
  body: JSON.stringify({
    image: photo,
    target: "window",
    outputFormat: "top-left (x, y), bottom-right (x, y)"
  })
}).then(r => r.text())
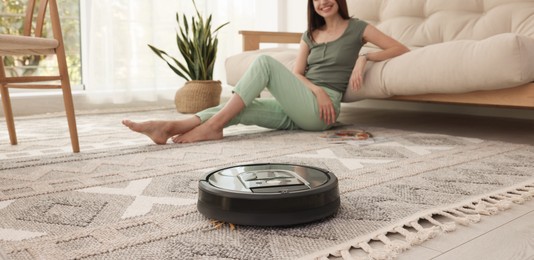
top-left (82, 0), bottom-right (285, 104)
top-left (0, 0), bottom-right (82, 89)
top-left (2, 0), bottom-right (294, 103)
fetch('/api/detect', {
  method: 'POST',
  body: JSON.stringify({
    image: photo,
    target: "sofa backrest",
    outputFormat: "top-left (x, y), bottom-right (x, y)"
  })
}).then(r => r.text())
top-left (348, 0), bottom-right (534, 47)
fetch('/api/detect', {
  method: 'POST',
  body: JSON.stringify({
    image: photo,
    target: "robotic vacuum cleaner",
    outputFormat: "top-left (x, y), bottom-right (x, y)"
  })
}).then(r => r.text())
top-left (197, 163), bottom-right (340, 226)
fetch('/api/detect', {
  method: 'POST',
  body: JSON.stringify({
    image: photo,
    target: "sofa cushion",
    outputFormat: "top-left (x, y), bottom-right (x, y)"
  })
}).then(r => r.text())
top-left (343, 33), bottom-right (534, 101)
top-left (348, 0), bottom-right (534, 47)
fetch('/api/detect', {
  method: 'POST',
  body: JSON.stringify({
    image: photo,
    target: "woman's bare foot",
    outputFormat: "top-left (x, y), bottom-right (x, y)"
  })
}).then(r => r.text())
top-left (172, 123), bottom-right (223, 143)
top-left (122, 120), bottom-right (175, 144)
top-left (123, 117), bottom-right (201, 144)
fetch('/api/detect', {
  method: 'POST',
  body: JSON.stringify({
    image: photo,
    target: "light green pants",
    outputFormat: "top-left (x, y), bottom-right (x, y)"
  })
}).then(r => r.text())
top-left (196, 55), bottom-right (342, 131)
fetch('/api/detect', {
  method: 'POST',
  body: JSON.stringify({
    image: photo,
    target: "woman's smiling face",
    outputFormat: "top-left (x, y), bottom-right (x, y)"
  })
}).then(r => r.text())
top-left (313, 0), bottom-right (340, 18)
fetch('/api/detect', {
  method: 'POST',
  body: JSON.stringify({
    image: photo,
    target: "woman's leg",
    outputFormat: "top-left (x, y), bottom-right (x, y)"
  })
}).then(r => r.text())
top-left (193, 98), bottom-right (300, 130)
top-left (125, 55), bottom-right (341, 144)
top-left (193, 55), bottom-right (342, 131)
top-left (239, 56), bottom-right (341, 130)
top-left (172, 93), bottom-right (245, 143)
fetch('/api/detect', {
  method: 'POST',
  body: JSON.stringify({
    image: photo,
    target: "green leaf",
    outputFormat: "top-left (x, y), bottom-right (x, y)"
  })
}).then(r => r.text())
top-left (148, 44), bottom-right (191, 81)
top-left (147, 0), bottom-right (229, 80)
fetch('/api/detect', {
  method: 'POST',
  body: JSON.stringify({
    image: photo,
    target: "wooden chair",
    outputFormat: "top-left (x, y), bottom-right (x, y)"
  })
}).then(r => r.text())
top-left (0, 0), bottom-right (79, 153)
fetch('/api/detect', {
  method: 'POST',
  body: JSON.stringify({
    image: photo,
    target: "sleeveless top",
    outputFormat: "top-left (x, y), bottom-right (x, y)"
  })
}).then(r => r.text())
top-left (302, 18), bottom-right (368, 93)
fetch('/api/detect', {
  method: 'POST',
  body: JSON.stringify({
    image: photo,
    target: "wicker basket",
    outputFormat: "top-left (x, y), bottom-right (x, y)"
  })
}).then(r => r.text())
top-left (175, 80), bottom-right (222, 113)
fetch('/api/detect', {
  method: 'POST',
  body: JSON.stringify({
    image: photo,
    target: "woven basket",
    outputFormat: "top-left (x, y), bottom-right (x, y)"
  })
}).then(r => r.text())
top-left (175, 80), bottom-right (222, 113)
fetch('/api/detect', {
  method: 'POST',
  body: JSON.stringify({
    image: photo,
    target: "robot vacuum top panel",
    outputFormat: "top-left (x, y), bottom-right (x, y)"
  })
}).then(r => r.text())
top-left (206, 163), bottom-right (329, 194)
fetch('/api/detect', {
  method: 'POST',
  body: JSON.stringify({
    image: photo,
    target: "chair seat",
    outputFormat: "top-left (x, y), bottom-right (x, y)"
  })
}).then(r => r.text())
top-left (0, 34), bottom-right (58, 55)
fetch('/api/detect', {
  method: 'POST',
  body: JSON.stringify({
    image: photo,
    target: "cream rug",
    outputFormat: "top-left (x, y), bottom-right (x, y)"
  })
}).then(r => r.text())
top-left (0, 109), bottom-right (533, 260)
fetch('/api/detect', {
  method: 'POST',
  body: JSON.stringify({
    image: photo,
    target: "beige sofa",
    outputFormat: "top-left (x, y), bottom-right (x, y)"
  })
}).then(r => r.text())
top-left (225, 0), bottom-right (534, 108)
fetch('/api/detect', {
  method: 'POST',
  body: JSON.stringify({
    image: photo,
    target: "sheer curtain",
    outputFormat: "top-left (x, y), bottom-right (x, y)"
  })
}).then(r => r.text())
top-left (83, 0), bottom-right (282, 105)
top-left (84, 0), bottom-right (185, 104)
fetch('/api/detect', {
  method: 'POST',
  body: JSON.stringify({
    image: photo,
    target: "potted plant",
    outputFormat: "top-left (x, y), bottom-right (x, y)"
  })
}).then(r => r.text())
top-left (148, 0), bottom-right (229, 113)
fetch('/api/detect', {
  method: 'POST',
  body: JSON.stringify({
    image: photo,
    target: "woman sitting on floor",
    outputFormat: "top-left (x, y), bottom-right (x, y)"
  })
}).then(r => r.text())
top-left (122, 0), bottom-right (409, 144)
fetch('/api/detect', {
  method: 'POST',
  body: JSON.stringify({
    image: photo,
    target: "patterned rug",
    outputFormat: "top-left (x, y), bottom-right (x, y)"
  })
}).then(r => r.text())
top-left (1, 109), bottom-right (533, 260)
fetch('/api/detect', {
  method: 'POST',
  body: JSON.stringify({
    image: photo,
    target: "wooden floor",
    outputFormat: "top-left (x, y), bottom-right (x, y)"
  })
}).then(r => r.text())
top-left (337, 103), bottom-right (534, 260)
top-left (397, 199), bottom-right (534, 260)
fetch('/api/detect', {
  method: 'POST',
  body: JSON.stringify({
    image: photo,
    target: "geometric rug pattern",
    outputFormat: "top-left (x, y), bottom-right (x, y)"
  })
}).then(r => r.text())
top-left (1, 109), bottom-right (533, 259)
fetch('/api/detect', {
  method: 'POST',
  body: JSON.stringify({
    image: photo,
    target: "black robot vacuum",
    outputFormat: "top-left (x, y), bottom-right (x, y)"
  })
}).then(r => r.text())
top-left (197, 163), bottom-right (340, 226)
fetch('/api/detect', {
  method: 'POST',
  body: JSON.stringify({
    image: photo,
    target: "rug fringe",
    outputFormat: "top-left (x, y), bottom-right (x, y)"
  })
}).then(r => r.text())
top-left (304, 181), bottom-right (534, 260)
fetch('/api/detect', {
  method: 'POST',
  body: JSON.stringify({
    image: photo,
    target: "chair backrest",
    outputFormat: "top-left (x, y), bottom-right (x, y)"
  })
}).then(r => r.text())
top-left (22, 0), bottom-right (63, 41)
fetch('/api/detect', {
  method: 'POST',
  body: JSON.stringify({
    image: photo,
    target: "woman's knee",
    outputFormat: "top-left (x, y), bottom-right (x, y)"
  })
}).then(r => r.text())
top-left (256, 54), bottom-right (275, 63)
top-left (252, 55), bottom-right (280, 70)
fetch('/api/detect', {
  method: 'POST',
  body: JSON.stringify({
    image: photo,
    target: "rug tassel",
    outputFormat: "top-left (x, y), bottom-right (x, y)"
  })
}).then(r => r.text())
top-left (471, 201), bottom-right (499, 215)
top-left (518, 186), bottom-right (534, 198)
top-left (477, 190), bottom-right (534, 214)
top-left (513, 189), bottom-right (533, 201)
top-left (504, 192), bottom-right (526, 204)
top-left (449, 208), bottom-right (481, 223)
top-left (376, 234), bottom-right (410, 253)
top-left (500, 192), bottom-right (525, 204)
top-left (483, 196), bottom-right (511, 210)
top-left (357, 242), bottom-right (394, 260)
top-left (424, 215), bottom-right (456, 232)
top-left (331, 247), bottom-right (350, 258)
top-left (408, 220), bottom-right (441, 241)
top-left (455, 205), bottom-right (478, 215)
top-left (339, 249), bottom-right (356, 260)
top-left (458, 203), bottom-right (497, 216)
top-left (393, 226), bottom-right (425, 245)
top-left (437, 211), bottom-right (471, 226)
top-left (333, 247), bottom-right (368, 260)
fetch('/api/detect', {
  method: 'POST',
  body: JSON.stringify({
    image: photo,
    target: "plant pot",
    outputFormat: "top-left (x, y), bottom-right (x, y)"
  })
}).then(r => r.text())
top-left (175, 80), bottom-right (222, 114)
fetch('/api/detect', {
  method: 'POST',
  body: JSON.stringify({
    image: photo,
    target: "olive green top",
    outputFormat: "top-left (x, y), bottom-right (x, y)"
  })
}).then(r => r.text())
top-left (302, 18), bottom-right (368, 93)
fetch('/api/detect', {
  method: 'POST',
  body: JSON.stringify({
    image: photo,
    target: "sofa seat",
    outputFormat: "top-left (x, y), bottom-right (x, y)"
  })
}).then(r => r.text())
top-left (226, 33), bottom-right (534, 102)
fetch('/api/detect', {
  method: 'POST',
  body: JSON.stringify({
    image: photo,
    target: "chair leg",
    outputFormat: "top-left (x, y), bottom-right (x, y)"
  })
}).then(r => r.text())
top-left (0, 86), bottom-right (18, 145)
top-left (61, 86), bottom-right (80, 153)
top-left (55, 36), bottom-right (80, 153)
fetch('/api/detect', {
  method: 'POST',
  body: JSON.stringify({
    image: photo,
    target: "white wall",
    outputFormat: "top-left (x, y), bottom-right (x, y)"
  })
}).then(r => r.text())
top-left (284, 0), bottom-right (307, 33)
top-left (206, 0), bottom-right (280, 83)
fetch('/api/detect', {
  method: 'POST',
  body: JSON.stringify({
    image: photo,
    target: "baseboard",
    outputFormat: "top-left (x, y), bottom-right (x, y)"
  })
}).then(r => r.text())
top-left (0, 90), bottom-right (176, 117)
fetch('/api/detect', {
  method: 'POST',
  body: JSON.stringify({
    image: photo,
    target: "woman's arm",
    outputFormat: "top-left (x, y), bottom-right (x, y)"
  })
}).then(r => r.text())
top-left (362, 24), bottom-right (410, 62)
top-left (350, 24), bottom-right (410, 90)
top-left (293, 40), bottom-right (337, 125)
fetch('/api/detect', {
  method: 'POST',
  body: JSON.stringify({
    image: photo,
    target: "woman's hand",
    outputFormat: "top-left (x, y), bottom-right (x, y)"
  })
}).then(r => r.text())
top-left (349, 55), bottom-right (367, 91)
top-left (314, 88), bottom-right (336, 125)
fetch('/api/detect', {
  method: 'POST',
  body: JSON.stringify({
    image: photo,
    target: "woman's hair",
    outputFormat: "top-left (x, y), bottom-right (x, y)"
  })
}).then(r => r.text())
top-left (307, 0), bottom-right (351, 42)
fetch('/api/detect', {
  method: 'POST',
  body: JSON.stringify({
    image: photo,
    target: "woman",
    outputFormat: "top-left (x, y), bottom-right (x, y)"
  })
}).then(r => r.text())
top-left (122, 0), bottom-right (409, 144)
